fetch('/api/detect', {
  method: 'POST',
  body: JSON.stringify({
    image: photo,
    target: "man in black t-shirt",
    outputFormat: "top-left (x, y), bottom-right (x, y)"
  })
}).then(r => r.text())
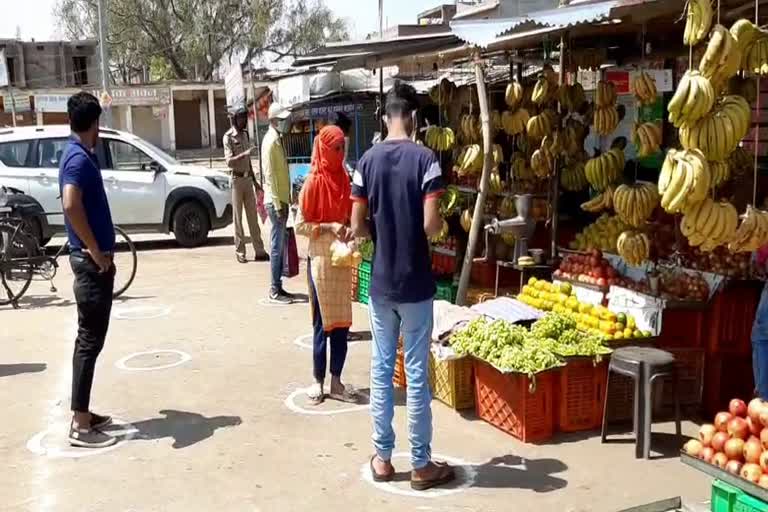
top-left (351, 81), bottom-right (455, 491)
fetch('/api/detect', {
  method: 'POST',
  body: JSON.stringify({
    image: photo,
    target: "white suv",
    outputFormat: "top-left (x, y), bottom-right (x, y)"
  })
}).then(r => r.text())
top-left (0, 125), bottom-right (232, 247)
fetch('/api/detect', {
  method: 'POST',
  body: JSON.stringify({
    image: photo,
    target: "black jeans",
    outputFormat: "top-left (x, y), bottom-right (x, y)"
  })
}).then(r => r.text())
top-left (308, 259), bottom-right (349, 382)
top-left (70, 253), bottom-right (115, 413)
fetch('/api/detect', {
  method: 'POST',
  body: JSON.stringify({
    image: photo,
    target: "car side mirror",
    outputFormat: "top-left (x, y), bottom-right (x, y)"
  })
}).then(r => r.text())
top-left (142, 161), bottom-right (165, 173)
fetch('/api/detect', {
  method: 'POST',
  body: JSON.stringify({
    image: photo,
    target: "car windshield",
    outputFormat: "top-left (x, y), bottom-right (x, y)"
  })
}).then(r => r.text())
top-left (133, 139), bottom-right (180, 166)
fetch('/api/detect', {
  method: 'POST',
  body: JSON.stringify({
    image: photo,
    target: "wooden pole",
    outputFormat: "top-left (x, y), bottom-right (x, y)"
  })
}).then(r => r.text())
top-left (456, 56), bottom-right (493, 306)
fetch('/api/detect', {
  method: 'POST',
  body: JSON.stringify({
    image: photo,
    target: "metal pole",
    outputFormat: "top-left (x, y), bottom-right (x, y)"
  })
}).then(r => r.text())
top-left (97, 0), bottom-right (113, 127)
top-left (456, 57), bottom-right (493, 306)
top-left (378, 0), bottom-right (385, 137)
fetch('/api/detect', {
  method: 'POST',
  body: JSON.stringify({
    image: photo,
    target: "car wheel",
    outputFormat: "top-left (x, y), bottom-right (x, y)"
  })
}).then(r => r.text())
top-left (172, 201), bottom-right (210, 247)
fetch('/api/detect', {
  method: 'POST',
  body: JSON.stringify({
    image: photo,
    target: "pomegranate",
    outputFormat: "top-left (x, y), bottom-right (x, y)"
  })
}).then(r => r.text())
top-left (725, 438), bottom-right (746, 460)
top-left (730, 399), bottom-right (748, 418)
top-left (712, 452), bottom-right (729, 468)
top-left (744, 437), bottom-right (763, 463)
top-left (712, 431), bottom-right (729, 452)
top-left (701, 447), bottom-right (715, 463)
top-left (749, 417), bottom-right (763, 437)
top-left (699, 424), bottom-right (717, 446)
top-left (715, 412), bottom-right (733, 432)
top-left (726, 460), bottom-right (744, 474)
top-left (742, 463), bottom-right (763, 483)
top-left (749, 398), bottom-right (765, 422)
top-left (728, 417), bottom-right (750, 440)
top-left (759, 474), bottom-right (768, 489)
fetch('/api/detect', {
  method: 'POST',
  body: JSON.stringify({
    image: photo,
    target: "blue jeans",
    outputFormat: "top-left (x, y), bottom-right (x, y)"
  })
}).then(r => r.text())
top-left (267, 203), bottom-right (287, 293)
top-left (753, 283), bottom-right (768, 399)
top-left (308, 258), bottom-right (349, 381)
top-left (368, 296), bottom-right (434, 470)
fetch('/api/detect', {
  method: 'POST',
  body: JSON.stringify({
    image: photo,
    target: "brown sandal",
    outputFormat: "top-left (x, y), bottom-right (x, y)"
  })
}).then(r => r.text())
top-left (410, 462), bottom-right (456, 491)
top-left (370, 455), bottom-right (395, 482)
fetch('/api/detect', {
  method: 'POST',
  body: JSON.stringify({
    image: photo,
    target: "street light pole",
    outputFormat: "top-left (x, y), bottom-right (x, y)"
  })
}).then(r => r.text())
top-left (97, 0), bottom-right (113, 127)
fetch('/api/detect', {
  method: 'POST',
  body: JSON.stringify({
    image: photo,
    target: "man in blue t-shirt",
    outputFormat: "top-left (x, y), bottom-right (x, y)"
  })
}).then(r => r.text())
top-left (351, 81), bottom-right (455, 490)
top-left (59, 92), bottom-right (117, 449)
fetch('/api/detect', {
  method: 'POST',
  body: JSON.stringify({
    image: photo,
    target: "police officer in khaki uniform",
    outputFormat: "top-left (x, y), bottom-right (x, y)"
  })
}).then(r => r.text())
top-left (224, 106), bottom-right (268, 263)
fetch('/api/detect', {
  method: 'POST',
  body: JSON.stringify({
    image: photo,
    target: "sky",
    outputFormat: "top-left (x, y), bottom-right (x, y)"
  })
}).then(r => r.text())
top-left (0, 0), bottom-right (442, 41)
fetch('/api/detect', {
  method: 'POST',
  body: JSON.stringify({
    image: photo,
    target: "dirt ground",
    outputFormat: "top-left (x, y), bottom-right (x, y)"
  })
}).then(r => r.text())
top-left (1, 233), bottom-right (713, 512)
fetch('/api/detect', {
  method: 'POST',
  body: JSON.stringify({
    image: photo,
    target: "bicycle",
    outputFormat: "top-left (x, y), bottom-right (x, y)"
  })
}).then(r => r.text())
top-left (0, 196), bottom-right (137, 309)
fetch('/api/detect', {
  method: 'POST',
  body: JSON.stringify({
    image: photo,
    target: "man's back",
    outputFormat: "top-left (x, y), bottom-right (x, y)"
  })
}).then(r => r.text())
top-left (352, 139), bottom-right (443, 304)
top-left (261, 126), bottom-right (290, 206)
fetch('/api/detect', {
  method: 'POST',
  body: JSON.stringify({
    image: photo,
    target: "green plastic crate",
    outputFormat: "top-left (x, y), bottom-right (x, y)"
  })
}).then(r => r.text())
top-left (735, 494), bottom-right (768, 512)
top-left (435, 280), bottom-right (458, 304)
top-left (712, 480), bottom-right (741, 512)
top-left (357, 261), bottom-right (371, 305)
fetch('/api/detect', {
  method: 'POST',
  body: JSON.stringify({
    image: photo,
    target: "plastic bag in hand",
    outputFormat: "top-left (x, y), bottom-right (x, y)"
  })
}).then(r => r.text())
top-left (331, 240), bottom-right (362, 268)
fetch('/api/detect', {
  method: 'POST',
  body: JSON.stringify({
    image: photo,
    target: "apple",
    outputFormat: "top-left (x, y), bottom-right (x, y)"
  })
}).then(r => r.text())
top-left (725, 438), bottom-right (746, 460)
top-left (762, 428), bottom-right (768, 450)
top-left (760, 408), bottom-right (768, 427)
top-left (742, 463), bottom-right (763, 483)
top-left (683, 439), bottom-right (703, 457)
top-left (712, 452), bottom-right (729, 468)
top-left (701, 446), bottom-right (715, 463)
top-left (712, 431), bottom-right (730, 452)
top-left (760, 474), bottom-right (768, 489)
top-left (749, 416), bottom-right (763, 437)
top-left (715, 412), bottom-right (733, 432)
top-left (726, 460), bottom-right (744, 474)
top-left (744, 437), bottom-right (763, 463)
top-left (699, 424), bottom-right (717, 446)
top-left (729, 417), bottom-right (750, 440)
top-left (749, 398), bottom-right (765, 423)
top-left (730, 399), bottom-right (748, 418)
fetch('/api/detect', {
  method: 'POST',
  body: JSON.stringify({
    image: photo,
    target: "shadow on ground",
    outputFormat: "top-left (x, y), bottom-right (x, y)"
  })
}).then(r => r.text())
top-left (9, 294), bottom-right (156, 311)
top-left (118, 409), bottom-right (242, 449)
top-left (348, 331), bottom-right (372, 342)
top-left (0, 363), bottom-right (47, 378)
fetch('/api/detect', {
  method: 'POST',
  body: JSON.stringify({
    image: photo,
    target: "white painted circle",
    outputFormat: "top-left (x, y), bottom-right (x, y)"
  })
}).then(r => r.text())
top-left (27, 418), bottom-right (138, 459)
top-left (257, 298), bottom-right (307, 308)
top-left (115, 349), bottom-right (192, 371)
top-left (292, 334), bottom-right (365, 350)
top-left (361, 452), bottom-right (477, 498)
top-left (284, 386), bottom-right (370, 415)
top-left (112, 305), bottom-right (172, 320)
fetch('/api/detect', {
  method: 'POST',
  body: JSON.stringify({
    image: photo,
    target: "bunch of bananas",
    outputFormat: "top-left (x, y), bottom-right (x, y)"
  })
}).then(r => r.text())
top-left (454, 145), bottom-right (483, 176)
top-left (527, 110), bottom-right (557, 140)
top-left (700, 25), bottom-right (741, 91)
top-left (731, 19), bottom-right (768, 75)
top-left (501, 108), bottom-right (530, 136)
top-left (531, 147), bottom-right (554, 178)
top-left (668, 70), bottom-right (715, 128)
top-left (561, 160), bottom-right (588, 192)
top-left (499, 196), bottom-right (517, 219)
top-left (595, 81), bottom-right (617, 108)
top-left (709, 160), bottom-right (731, 188)
top-left (489, 172), bottom-right (505, 195)
top-left (594, 106), bottom-right (620, 136)
top-left (658, 149), bottom-right (711, 214)
top-left (439, 186), bottom-right (459, 216)
top-left (729, 205), bottom-right (768, 252)
top-left (633, 122), bottom-right (662, 157)
top-left (581, 185), bottom-right (616, 213)
top-left (681, 198), bottom-right (739, 251)
top-left (631, 71), bottom-right (658, 106)
top-left (563, 119), bottom-right (588, 155)
top-left (613, 182), bottom-right (660, 227)
top-left (424, 126), bottom-right (455, 152)
top-left (558, 83), bottom-right (586, 112)
top-left (428, 79), bottom-right (456, 105)
top-left (430, 219), bottom-right (450, 243)
top-left (617, 231), bottom-right (651, 266)
top-left (511, 156), bottom-right (536, 181)
top-left (492, 144), bottom-right (504, 167)
top-left (678, 95), bottom-right (751, 160)
top-left (585, 148), bottom-right (624, 191)
top-left (505, 81), bottom-right (524, 109)
top-left (683, 0), bottom-right (713, 46)
top-left (532, 78), bottom-right (551, 105)
top-left (460, 209), bottom-right (473, 232)
top-left (460, 114), bottom-right (482, 143)
top-left (570, 214), bottom-right (630, 252)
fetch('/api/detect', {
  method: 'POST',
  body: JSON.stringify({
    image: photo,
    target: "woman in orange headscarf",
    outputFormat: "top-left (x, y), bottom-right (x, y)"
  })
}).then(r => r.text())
top-left (295, 125), bottom-right (357, 405)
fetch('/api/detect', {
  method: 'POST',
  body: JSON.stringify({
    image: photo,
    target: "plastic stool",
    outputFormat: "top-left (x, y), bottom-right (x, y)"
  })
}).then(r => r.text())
top-left (600, 346), bottom-right (682, 459)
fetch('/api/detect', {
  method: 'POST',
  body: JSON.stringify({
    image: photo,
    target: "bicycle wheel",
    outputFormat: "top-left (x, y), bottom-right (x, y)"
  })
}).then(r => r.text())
top-left (0, 224), bottom-right (35, 306)
top-left (113, 226), bottom-right (137, 299)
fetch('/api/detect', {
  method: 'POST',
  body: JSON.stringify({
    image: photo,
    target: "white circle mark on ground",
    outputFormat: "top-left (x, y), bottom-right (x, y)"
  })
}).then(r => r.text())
top-left (361, 452), bottom-right (477, 498)
top-left (27, 418), bottom-right (138, 459)
top-left (257, 298), bottom-right (307, 308)
top-left (112, 305), bottom-right (172, 320)
top-left (284, 387), bottom-right (370, 416)
top-left (292, 334), bottom-right (364, 350)
top-left (115, 349), bottom-right (192, 371)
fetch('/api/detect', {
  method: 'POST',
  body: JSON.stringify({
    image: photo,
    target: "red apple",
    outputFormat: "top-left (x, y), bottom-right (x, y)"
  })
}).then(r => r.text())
top-left (760, 474), bottom-right (768, 489)
top-left (715, 412), bottom-right (734, 432)
top-left (761, 428), bottom-right (768, 450)
top-left (749, 398), bottom-right (765, 423)
top-left (712, 431), bottom-right (730, 452)
top-left (713, 452), bottom-right (729, 468)
top-left (744, 437), bottom-right (763, 463)
top-left (729, 417), bottom-right (750, 440)
top-left (760, 408), bottom-right (768, 427)
top-left (730, 399), bottom-right (748, 418)
top-left (699, 424), bottom-right (717, 446)
top-left (760, 450), bottom-right (768, 472)
top-left (725, 438), bottom-right (746, 460)
top-left (749, 416), bottom-right (763, 436)
top-left (701, 447), bottom-right (715, 463)
top-left (726, 460), bottom-right (744, 474)
top-left (742, 463), bottom-right (763, 483)
top-left (684, 439), bottom-right (703, 457)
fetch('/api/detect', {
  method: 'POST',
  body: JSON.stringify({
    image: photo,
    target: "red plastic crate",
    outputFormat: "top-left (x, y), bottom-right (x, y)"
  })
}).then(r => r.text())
top-left (350, 266), bottom-right (359, 302)
top-left (555, 358), bottom-right (608, 432)
top-left (473, 359), bottom-right (555, 443)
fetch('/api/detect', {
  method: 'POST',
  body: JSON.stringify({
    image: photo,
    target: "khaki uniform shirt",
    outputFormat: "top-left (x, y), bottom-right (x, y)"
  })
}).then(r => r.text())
top-left (223, 127), bottom-right (253, 178)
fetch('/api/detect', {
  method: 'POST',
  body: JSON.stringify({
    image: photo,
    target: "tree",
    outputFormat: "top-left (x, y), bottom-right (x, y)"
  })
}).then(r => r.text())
top-left (54, 0), bottom-right (348, 83)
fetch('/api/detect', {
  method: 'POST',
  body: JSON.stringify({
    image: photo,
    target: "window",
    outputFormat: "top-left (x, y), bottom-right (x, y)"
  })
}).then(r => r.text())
top-left (106, 139), bottom-right (151, 172)
top-left (37, 138), bottom-right (69, 168)
top-left (73, 56), bottom-right (88, 86)
top-left (0, 141), bottom-right (33, 168)
top-left (6, 57), bottom-right (15, 86)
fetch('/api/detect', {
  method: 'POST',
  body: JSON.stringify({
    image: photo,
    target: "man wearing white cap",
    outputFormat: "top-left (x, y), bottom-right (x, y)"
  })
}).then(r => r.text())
top-left (262, 102), bottom-right (294, 303)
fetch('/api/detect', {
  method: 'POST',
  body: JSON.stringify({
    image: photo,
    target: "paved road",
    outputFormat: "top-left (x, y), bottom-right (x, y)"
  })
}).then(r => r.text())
top-left (1, 241), bottom-right (710, 511)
